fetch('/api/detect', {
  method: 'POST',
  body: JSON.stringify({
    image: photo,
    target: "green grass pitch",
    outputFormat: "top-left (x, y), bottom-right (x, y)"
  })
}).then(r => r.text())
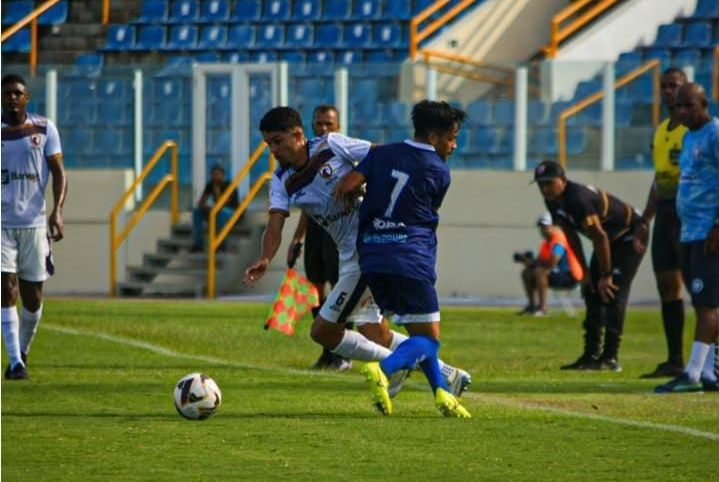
top-left (2, 299), bottom-right (717, 481)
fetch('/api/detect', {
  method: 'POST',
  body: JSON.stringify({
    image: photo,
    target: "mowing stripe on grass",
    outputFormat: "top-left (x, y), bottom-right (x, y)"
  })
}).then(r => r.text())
top-left (45, 323), bottom-right (719, 441)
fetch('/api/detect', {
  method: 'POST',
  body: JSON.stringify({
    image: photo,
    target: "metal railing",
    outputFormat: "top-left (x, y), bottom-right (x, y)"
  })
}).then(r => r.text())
top-left (557, 59), bottom-right (660, 167)
top-left (713, 45), bottom-right (719, 102)
top-left (409, 0), bottom-right (478, 59)
top-left (207, 143), bottom-right (276, 298)
top-left (109, 141), bottom-right (179, 296)
top-left (544, 0), bottom-right (622, 58)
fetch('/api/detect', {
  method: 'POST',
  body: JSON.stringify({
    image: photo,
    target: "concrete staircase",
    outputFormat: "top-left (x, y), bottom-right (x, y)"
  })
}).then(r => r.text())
top-left (117, 214), bottom-right (265, 298)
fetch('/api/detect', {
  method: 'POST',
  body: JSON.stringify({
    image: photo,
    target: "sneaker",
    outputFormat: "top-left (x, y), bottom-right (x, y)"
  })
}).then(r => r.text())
top-left (311, 350), bottom-right (335, 369)
top-left (639, 362), bottom-right (684, 379)
top-left (654, 373), bottom-right (703, 393)
top-left (435, 388), bottom-right (471, 418)
top-left (516, 305), bottom-right (536, 315)
top-left (598, 357), bottom-right (622, 372)
top-left (560, 353), bottom-right (599, 370)
top-left (360, 362), bottom-right (392, 416)
top-left (21, 351), bottom-right (27, 366)
top-left (701, 378), bottom-right (719, 392)
top-left (328, 356), bottom-right (352, 372)
top-left (445, 367), bottom-right (472, 398)
top-left (387, 369), bottom-right (411, 398)
top-left (532, 309), bottom-right (548, 318)
top-left (4, 363), bottom-right (28, 380)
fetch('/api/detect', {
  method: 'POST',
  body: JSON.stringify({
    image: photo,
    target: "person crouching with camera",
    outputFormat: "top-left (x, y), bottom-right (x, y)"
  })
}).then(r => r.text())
top-left (515, 213), bottom-right (584, 316)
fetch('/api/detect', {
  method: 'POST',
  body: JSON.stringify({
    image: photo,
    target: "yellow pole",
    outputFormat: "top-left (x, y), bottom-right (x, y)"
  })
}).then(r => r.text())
top-left (109, 213), bottom-right (117, 296)
top-left (30, 19), bottom-right (37, 78)
top-left (171, 144), bottom-right (179, 225)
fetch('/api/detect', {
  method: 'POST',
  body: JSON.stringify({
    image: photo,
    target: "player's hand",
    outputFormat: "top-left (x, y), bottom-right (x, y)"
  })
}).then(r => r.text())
top-left (597, 274), bottom-right (618, 303)
top-left (580, 275), bottom-right (593, 299)
top-left (705, 225), bottom-right (719, 256)
top-left (287, 241), bottom-right (302, 268)
top-left (244, 258), bottom-right (269, 287)
top-left (633, 222), bottom-right (649, 254)
top-left (48, 210), bottom-right (64, 242)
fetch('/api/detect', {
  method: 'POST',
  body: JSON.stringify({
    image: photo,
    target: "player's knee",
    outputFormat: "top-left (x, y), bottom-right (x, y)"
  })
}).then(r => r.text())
top-left (656, 276), bottom-right (682, 301)
top-left (1, 275), bottom-right (19, 306)
top-left (310, 317), bottom-right (342, 348)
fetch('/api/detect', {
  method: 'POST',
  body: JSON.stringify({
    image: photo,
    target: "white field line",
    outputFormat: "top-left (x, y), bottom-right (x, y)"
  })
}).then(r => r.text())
top-left (45, 324), bottom-right (719, 441)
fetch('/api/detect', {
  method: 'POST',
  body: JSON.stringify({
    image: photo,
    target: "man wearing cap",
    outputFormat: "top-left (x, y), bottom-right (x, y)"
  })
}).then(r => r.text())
top-left (533, 160), bottom-right (645, 371)
top-left (515, 213), bottom-right (583, 316)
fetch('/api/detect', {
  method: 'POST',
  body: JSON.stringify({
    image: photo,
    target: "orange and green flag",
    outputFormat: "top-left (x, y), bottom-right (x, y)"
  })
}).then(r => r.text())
top-left (264, 268), bottom-right (320, 336)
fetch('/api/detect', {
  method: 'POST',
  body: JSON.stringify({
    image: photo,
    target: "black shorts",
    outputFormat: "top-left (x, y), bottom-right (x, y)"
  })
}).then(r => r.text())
top-left (681, 241), bottom-right (719, 308)
top-left (651, 200), bottom-right (682, 272)
top-left (548, 271), bottom-right (577, 289)
top-left (304, 218), bottom-right (339, 286)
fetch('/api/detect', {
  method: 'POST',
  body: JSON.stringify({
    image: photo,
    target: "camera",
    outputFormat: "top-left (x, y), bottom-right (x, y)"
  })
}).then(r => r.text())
top-left (513, 251), bottom-right (534, 262)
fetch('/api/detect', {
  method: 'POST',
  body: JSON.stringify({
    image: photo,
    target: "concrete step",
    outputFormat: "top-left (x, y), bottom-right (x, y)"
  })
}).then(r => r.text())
top-left (117, 281), bottom-right (204, 298)
top-left (143, 252), bottom-right (231, 269)
top-left (126, 265), bottom-right (219, 283)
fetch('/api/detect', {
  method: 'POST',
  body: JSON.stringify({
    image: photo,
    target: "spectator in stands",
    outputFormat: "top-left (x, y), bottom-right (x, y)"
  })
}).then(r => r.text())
top-left (191, 164), bottom-right (238, 252)
top-left (533, 160), bottom-right (644, 372)
top-left (655, 83), bottom-right (719, 393)
top-left (515, 212), bottom-right (583, 316)
top-left (633, 67), bottom-right (688, 379)
top-left (287, 105), bottom-right (351, 371)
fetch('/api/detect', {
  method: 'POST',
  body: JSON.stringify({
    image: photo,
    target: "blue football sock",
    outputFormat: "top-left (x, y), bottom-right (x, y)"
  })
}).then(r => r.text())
top-left (420, 354), bottom-right (449, 393)
top-left (380, 334), bottom-right (438, 376)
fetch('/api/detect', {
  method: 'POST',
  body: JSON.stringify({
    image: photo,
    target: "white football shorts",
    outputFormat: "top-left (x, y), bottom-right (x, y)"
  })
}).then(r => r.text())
top-left (1, 227), bottom-right (53, 282)
top-left (319, 267), bottom-right (382, 325)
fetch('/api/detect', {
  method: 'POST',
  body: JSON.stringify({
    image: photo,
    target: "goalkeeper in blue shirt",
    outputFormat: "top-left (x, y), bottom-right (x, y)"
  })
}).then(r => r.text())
top-left (335, 100), bottom-right (470, 417)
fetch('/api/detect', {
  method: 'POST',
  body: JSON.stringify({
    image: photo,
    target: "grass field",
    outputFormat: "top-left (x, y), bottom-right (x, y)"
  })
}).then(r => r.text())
top-left (2, 299), bottom-right (717, 481)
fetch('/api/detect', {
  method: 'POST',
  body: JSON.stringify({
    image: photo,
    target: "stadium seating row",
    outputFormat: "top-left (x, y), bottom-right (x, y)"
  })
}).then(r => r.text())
top-left (1, 1), bottom-right (68, 26)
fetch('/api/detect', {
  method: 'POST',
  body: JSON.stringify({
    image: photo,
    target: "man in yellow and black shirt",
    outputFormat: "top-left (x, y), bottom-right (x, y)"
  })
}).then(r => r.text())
top-left (534, 160), bottom-right (645, 371)
top-left (633, 68), bottom-right (688, 379)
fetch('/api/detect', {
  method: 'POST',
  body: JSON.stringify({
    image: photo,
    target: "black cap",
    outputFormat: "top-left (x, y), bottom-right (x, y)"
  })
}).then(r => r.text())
top-left (532, 160), bottom-right (565, 183)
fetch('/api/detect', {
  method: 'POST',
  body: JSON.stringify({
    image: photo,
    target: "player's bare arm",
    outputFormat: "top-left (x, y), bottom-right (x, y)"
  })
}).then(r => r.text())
top-left (706, 222), bottom-right (719, 255)
top-left (333, 170), bottom-right (365, 209)
top-left (287, 212), bottom-right (308, 267)
top-left (47, 153), bottom-right (67, 242)
top-left (634, 178), bottom-right (658, 254)
top-left (244, 211), bottom-right (287, 286)
top-left (584, 220), bottom-right (617, 302)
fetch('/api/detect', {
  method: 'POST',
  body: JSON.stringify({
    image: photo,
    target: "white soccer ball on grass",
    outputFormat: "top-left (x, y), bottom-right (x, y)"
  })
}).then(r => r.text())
top-left (173, 373), bottom-right (222, 420)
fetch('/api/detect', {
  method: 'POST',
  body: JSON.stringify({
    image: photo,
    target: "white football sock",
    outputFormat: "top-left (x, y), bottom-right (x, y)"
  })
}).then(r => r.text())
top-left (389, 330), bottom-right (408, 351)
top-left (19, 304), bottom-right (42, 355)
top-left (1, 307), bottom-right (23, 368)
top-left (685, 341), bottom-right (711, 382)
top-left (701, 343), bottom-right (717, 382)
top-left (332, 330), bottom-right (392, 361)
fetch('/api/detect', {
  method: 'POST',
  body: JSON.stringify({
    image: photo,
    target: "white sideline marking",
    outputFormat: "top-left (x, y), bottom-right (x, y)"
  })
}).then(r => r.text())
top-left (46, 324), bottom-right (719, 441)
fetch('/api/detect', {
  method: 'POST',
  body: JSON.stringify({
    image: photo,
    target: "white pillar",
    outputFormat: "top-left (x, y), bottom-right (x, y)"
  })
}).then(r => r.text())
top-left (45, 69), bottom-right (57, 123)
top-left (513, 66), bottom-right (528, 171)
top-left (601, 62), bottom-right (615, 171)
top-left (425, 65), bottom-right (437, 100)
top-left (334, 67), bottom-right (349, 134)
top-left (133, 69), bottom-right (143, 201)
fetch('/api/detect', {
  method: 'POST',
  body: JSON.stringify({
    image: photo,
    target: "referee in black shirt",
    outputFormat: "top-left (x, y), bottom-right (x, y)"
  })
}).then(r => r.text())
top-left (533, 160), bottom-right (645, 371)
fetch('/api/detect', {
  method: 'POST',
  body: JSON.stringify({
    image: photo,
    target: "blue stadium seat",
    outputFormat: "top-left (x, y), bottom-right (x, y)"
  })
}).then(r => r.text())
top-left (168, 0), bottom-right (199, 23)
top-left (296, 78), bottom-right (325, 103)
top-left (156, 55), bottom-right (194, 75)
top-left (574, 79), bottom-right (601, 99)
top-left (615, 101), bottom-right (634, 127)
top-left (63, 103), bottom-right (97, 125)
top-left (386, 127), bottom-right (412, 143)
top-left (280, 51), bottom-right (306, 63)
top-left (226, 25), bottom-right (254, 49)
top-left (63, 130), bottom-right (94, 158)
top-left (166, 25), bottom-right (198, 50)
top-left (196, 52), bottom-right (220, 62)
top-left (324, 0), bottom-right (350, 20)
top-left (133, 0), bottom-right (168, 23)
top-left (208, 100), bottom-right (231, 127)
top-left (353, 78), bottom-right (379, 102)
top-left (286, 24), bottom-right (313, 48)
top-left (466, 101), bottom-right (493, 126)
top-left (134, 25), bottom-right (166, 50)
top-left (307, 50), bottom-right (334, 63)
top-left (365, 49), bottom-right (396, 62)
top-left (263, 0), bottom-right (291, 20)
top-left (1, 28), bottom-right (30, 53)
top-left (154, 77), bottom-right (186, 101)
top-left (384, 0), bottom-right (411, 19)
top-left (293, 0), bottom-right (321, 20)
top-left (256, 25), bottom-right (284, 48)
top-left (103, 24), bottom-right (135, 51)
top-left (350, 101), bottom-right (382, 127)
top-left (199, 0), bottom-right (230, 22)
top-left (38, 1), bottom-right (67, 25)
top-left (566, 127), bottom-right (588, 155)
top-left (197, 25), bottom-right (227, 50)
top-left (413, 0), bottom-right (434, 14)
top-left (344, 23), bottom-right (371, 47)
top-left (95, 128), bottom-right (133, 159)
top-left (628, 74), bottom-right (654, 102)
top-left (208, 130), bottom-right (231, 155)
top-left (574, 102), bottom-right (602, 126)
top-left (351, 127), bottom-right (385, 144)
top-left (682, 22), bottom-right (712, 47)
top-left (644, 47), bottom-right (671, 67)
top-left (231, 0), bottom-right (260, 21)
top-left (615, 51), bottom-right (643, 75)
top-left (71, 53), bottom-right (104, 77)
top-left (97, 100), bottom-right (132, 126)
top-left (527, 100), bottom-right (548, 125)
top-left (59, 78), bottom-right (96, 99)
top-left (373, 23), bottom-right (402, 47)
top-left (693, 0), bottom-right (718, 18)
top-left (352, 0), bottom-right (381, 19)
top-left (653, 24), bottom-right (682, 48)
top-left (148, 102), bottom-right (190, 127)
top-left (383, 102), bottom-right (409, 126)
top-left (98, 78), bottom-right (131, 100)
top-left (315, 24), bottom-right (342, 48)
top-left (224, 51), bottom-right (250, 62)
top-left (250, 51), bottom-right (278, 63)
top-left (673, 48), bottom-right (702, 69)
top-left (3, 1), bottom-right (32, 26)
top-left (469, 127), bottom-right (502, 154)
top-left (529, 127), bottom-right (557, 155)
top-left (493, 100), bottom-right (514, 126)
top-left (208, 78), bottom-right (230, 103)
top-left (337, 50), bottom-right (362, 65)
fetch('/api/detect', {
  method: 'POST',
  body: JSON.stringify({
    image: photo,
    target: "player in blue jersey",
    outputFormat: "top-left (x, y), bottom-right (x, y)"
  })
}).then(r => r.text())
top-left (656, 83), bottom-right (719, 393)
top-left (335, 100), bottom-right (471, 417)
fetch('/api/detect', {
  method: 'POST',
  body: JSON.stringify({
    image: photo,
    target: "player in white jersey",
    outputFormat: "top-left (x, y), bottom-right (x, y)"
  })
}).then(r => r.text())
top-left (1, 74), bottom-right (67, 380)
top-left (243, 107), bottom-right (471, 397)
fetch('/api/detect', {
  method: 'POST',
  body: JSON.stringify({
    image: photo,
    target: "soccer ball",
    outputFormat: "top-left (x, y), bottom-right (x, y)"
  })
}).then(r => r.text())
top-left (173, 373), bottom-right (222, 420)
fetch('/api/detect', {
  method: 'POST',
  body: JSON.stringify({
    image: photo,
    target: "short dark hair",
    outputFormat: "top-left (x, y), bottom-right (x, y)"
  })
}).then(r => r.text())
top-left (259, 106), bottom-right (303, 133)
top-left (2, 74), bottom-right (26, 87)
top-left (663, 67), bottom-right (687, 81)
top-left (412, 100), bottom-right (466, 138)
top-left (210, 164), bottom-right (225, 174)
top-left (312, 104), bottom-right (338, 119)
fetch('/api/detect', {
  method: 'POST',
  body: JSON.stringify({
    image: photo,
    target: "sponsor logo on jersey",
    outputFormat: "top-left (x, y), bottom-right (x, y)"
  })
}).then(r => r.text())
top-left (314, 206), bottom-right (354, 228)
top-left (372, 218), bottom-right (406, 230)
top-left (29, 133), bottom-right (43, 148)
top-left (692, 278), bottom-right (704, 294)
top-left (319, 163), bottom-right (333, 179)
top-left (362, 233), bottom-right (408, 244)
top-left (1, 169), bottom-right (39, 185)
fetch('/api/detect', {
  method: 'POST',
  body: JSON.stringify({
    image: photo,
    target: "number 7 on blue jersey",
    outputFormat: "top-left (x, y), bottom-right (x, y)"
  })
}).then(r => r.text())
top-left (384, 169), bottom-right (410, 217)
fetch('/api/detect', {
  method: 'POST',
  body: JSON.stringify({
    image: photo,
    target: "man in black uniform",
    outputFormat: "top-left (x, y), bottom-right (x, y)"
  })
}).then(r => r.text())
top-left (533, 160), bottom-right (645, 371)
top-left (287, 105), bottom-right (350, 370)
